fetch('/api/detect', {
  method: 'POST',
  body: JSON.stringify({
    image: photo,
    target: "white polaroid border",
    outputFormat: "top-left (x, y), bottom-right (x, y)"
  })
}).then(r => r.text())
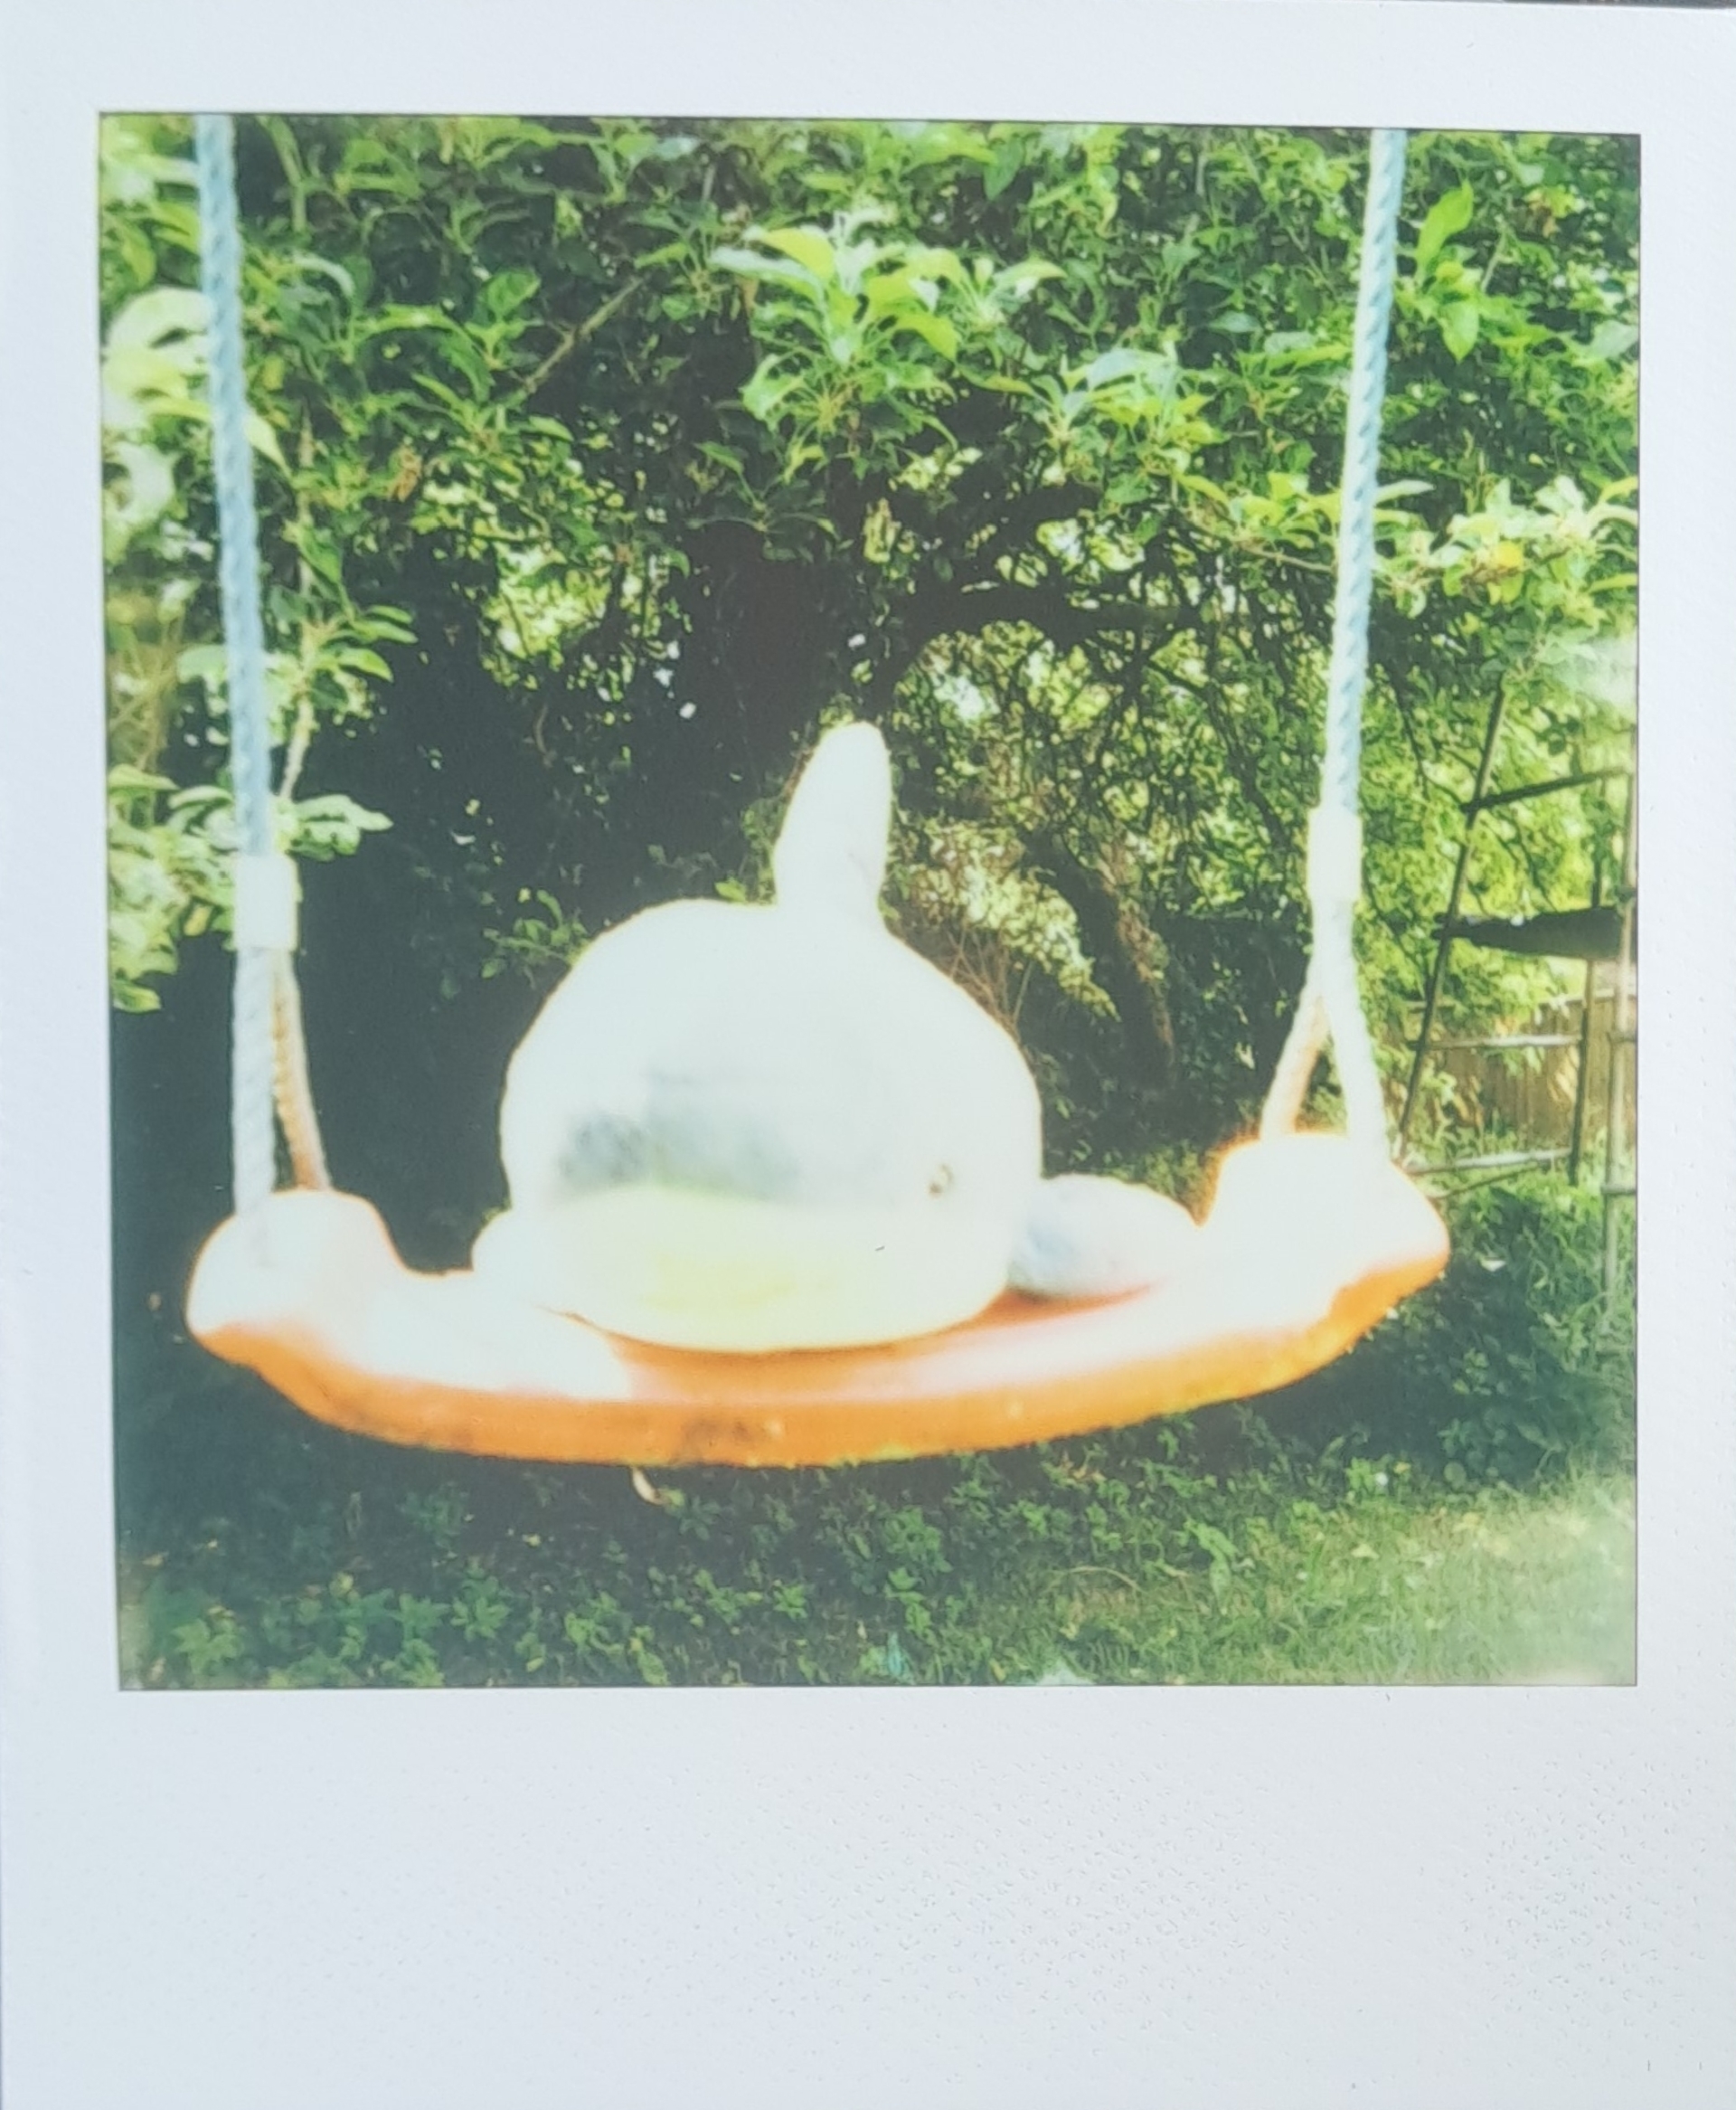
top-left (4, 3), bottom-right (1734, 2104)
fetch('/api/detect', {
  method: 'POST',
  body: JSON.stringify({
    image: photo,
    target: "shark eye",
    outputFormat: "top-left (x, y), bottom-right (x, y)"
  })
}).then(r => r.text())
top-left (928, 1165), bottom-right (953, 1198)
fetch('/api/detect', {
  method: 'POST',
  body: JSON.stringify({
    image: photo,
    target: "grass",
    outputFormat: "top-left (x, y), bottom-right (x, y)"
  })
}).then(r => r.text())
top-left (116, 1439), bottom-right (1635, 1691)
top-left (1014, 1467), bottom-right (1635, 1687)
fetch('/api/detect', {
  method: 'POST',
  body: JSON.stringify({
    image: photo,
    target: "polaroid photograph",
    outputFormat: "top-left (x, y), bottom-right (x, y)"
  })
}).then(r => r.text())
top-left (4, 3), bottom-right (1734, 2105)
top-left (108, 109), bottom-right (1633, 1693)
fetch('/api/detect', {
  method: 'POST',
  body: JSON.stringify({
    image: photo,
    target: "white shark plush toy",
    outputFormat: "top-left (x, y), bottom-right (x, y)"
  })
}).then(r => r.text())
top-left (471, 723), bottom-right (1197, 1351)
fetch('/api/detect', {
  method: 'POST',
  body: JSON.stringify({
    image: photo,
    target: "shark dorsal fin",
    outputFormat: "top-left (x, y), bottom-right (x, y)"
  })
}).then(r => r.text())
top-left (772, 722), bottom-right (892, 924)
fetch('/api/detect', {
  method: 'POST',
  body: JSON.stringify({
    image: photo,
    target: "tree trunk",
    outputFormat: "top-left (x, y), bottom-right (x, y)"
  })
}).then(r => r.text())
top-left (1025, 827), bottom-right (1177, 1096)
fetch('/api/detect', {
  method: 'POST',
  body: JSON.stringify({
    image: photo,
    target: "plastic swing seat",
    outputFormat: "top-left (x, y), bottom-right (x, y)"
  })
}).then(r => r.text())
top-left (187, 1131), bottom-right (1448, 1469)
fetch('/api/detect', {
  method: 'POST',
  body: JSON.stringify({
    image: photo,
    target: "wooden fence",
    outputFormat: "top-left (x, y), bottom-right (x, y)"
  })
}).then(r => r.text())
top-left (1420, 962), bottom-right (1637, 1169)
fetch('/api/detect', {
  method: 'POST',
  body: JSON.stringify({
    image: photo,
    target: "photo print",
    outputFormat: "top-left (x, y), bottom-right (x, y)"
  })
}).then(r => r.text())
top-left (103, 113), bottom-right (1638, 1690)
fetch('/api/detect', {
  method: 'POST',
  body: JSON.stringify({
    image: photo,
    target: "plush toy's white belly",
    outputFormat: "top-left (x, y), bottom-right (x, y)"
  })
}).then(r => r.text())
top-left (471, 1185), bottom-right (1017, 1352)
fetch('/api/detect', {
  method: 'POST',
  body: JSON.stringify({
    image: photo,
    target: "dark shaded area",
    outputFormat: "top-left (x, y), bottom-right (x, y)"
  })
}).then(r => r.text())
top-left (1449, 905), bottom-right (1631, 961)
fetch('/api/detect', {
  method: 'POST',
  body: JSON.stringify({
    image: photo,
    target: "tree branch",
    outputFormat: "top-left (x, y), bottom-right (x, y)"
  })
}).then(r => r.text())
top-left (524, 279), bottom-right (644, 401)
top-left (901, 578), bottom-right (1194, 659)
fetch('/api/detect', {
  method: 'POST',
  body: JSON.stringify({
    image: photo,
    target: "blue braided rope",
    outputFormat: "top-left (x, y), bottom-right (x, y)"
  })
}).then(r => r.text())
top-left (1262, 128), bottom-right (1407, 1151)
top-left (1323, 128), bottom-right (1407, 818)
top-left (195, 114), bottom-right (278, 1214)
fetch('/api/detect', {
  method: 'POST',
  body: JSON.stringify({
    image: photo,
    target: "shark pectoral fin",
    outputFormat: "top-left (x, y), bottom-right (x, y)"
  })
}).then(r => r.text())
top-left (1010, 1174), bottom-right (1200, 1301)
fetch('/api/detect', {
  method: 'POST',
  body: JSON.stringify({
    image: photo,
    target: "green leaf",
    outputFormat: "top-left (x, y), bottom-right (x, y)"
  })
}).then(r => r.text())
top-left (1439, 300), bottom-right (1482, 361)
top-left (696, 440), bottom-right (746, 474)
top-left (863, 270), bottom-right (928, 319)
top-left (994, 258), bottom-right (1064, 301)
top-left (108, 763), bottom-right (177, 798)
top-left (901, 246), bottom-right (967, 287)
top-left (361, 304), bottom-right (452, 336)
top-left (245, 410), bottom-right (287, 468)
top-left (331, 647), bottom-right (393, 679)
top-left (105, 440), bottom-right (175, 543)
top-left (481, 267), bottom-right (540, 320)
top-left (893, 309), bottom-right (959, 360)
top-left (355, 606), bottom-right (417, 644)
top-left (411, 374), bottom-right (469, 412)
top-left (297, 526), bottom-right (344, 585)
top-left (740, 357), bottom-right (800, 424)
top-left (110, 220), bottom-right (159, 292)
top-left (1416, 183), bottom-right (1475, 278)
top-left (438, 331), bottom-right (495, 402)
top-left (106, 287), bottom-right (208, 352)
top-left (1585, 320), bottom-right (1638, 363)
top-left (709, 247), bottom-right (819, 293)
top-left (1080, 346), bottom-right (1170, 392)
top-left (288, 251), bottom-right (356, 301)
top-left (758, 226), bottom-right (835, 282)
top-left (984, 141), bottom-right (1024, 201)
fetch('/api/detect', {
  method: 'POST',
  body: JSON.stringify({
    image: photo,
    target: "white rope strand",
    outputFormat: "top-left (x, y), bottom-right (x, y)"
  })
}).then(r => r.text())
top-left (196, 115), bottom-right (332, 1209)
top-left (1260, 128), bottom-right (1407, 1153)
top-left (195, 115), bottom-right (280, 1215)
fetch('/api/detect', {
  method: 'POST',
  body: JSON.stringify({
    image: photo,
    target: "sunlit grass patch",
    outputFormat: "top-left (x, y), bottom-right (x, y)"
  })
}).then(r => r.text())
top-left (1028, 1470), bottom-right (1635, 1687)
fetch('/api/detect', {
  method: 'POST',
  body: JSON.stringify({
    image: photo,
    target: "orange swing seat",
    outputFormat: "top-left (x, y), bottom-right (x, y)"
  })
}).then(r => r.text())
top-left (187, 1130), bottom-right (1448, 1469)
